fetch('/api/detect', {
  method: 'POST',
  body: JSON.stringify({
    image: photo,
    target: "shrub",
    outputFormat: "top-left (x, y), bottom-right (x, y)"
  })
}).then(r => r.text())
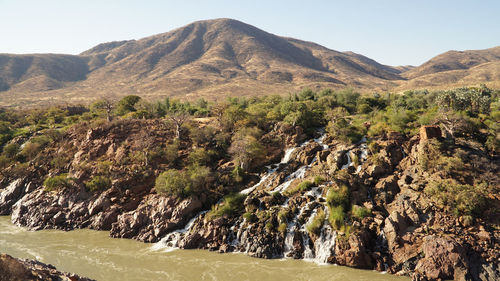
top-left (44, 174), bottom-right (70, 192)
top-left (206, 193), bottom-right (246, 220)
top-left (306, 208), bottom-right (326, 235)
top-left (243, 212), bottom-right (257, 223)
top-left (424, 179), bottom-right (488, 217)
top-left (188, 148), bottom-right (215, 166)
top-left (313, 176), bottom-right (325, 186)
top-left (85, 175), bottom-right (112, 192)
top-left (328, 205), bottom-right (345, 230)
top-left (278, 223), bottom-right (287, 233)
top-left (20, 142), bottom-right (42, 160)
top-left (155, 169), bottom-right (189, 197)
top-left (189, 125), bottom-right (216, 146)
top-left (186, 164), bottom-right (213, 194)
top-left (51, 155), bottom-right (70, 170)
top-left (284, 180), bottom-right (314, 196)
top-left (326, 185), bottom-right (349, 210)
top-left (278, 208), bottom-right (289, 223)
top-left (164, 140), bottom-right (179, 165)
top-left (351, 205), bottom-right (372, 220)
top-left (2, 143), bottom-right (19, 158)
top-left (265, 221), bottom-right (275, 232)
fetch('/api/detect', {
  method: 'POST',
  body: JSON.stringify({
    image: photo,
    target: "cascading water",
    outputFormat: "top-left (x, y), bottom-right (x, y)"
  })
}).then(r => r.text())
top-left (152, 211), bottom-right (207, 252)
top-left (310, 206), bottom-right (336, 264)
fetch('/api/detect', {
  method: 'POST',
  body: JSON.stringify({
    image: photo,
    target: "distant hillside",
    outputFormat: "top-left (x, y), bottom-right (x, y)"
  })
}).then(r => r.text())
top-left (397, 46), bottom-right (500, 90)
top-left (0, 18), bottom-right (499, 107)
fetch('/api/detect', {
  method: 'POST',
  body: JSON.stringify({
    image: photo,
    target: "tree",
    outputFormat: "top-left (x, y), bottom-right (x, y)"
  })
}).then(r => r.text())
top-left (167, 112), bottom-right (190, 139)
top-left (115, 95), bottom-right (141, 116)
top-left (229, 127), bottom-right (266, 171)
top-left (91, 99), bottom-right (114, 122)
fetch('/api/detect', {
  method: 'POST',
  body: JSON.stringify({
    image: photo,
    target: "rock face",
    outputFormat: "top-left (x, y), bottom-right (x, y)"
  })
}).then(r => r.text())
top-left (110, 195), bottom-right (203, 242)
top-left (414, 236), bottom-right (467, 280)
top-left (0, 179), bottom-right (26, 215)
top-left (419, 125), bottom-right (441, 140)
top-left (0, 253), bottom-right (94, 281)
top-left (1, 121), bottom-right (499, 281)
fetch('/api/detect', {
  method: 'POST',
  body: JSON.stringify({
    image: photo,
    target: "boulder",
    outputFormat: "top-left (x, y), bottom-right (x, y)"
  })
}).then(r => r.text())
top-left (413, 236), bottom-right (468, 280)
top-left (419, 126), bottom-right (442, 141)
top-left (0, 253), bottom-right (94, 281)
top-left (0, 179), bottom-right (25, 215)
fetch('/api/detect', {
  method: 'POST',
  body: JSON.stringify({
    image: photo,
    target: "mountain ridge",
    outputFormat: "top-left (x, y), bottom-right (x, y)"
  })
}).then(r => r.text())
top-left (0, 18), bottom-right (498, 107)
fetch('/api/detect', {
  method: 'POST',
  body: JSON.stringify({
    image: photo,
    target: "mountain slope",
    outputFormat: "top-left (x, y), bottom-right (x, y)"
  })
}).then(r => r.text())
top-left (0, 18), bottom-right (498, 107)
top-left (0, 19), bottom-right (403, 107)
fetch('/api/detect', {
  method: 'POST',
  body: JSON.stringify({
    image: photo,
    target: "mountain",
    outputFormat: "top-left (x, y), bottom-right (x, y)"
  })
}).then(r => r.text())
top-left (397, 46), bottom-right (500, 90)
top-left (0, 18), bottom-right (499, 107)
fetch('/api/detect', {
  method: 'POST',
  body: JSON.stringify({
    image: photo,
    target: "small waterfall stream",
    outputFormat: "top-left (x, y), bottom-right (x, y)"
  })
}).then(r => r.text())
top-left (152, 211), bottom-right (207, 251)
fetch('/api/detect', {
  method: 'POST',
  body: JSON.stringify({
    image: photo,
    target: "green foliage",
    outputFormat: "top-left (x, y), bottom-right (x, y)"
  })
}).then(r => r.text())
top-left (164, 140), bottom-right (179, 164)
top-left (284, 180), bottom-right (314, 196)
top-left (351, 205), bottom-right (372, 220)
top-left (206, 193), bottom-right (246, 220)
top-left (115, 95), bottom-right (141, 116)
top-left (278, 208), bottom-right (289, 223)
top-left (424, 179), bottom-right (488, 217)
top-left (326, 185), bottom-right (349, 210)
top-left (188, 148), bottom-right (216, 166)
top-left (2, 143), bottom-right (19, 159)
top-left (306, 208), bottom-right (326, 235)
top-left (85, 176), bottom-right (112, 192)
top-left (278, 222), bottom-right (287, 233)
top-left (189, 125), bottom-right (216, 146)
top-left (328, 205), bottom-right (345, 230)
top-left (155, 164), bottom-right (212, 197)
top-left (155, 169), bottom-right (188, 196)
top-left (243, 212), bottom-right (257, 223)
top-left (313, 176), bottom-right (325, 186)
top-left (229, 127), bottom-right (266, 171)
top-left (44, 173), bottom-right (70, 192)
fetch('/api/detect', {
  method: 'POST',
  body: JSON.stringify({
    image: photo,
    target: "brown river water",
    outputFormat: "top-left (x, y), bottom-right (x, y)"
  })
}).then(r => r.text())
top-left (0, 216), bottom-right (409, 281)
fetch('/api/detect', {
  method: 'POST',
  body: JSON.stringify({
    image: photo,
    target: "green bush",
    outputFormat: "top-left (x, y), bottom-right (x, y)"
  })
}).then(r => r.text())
top-left (44, 174), bottom-right (70, 192)
top-left (284, 180), bottom-right (314, 196)
top-left (2, 143), bottom-right (19, 158)
top-left (328, 205), bottom-right (345, 230)
top-left (155, 169), bottom-right (189, 197)
top-left (424, 179), bottom-right (488, 217)
top-left (306, 208), bottom-right (326, 235)
top-left (326, 185), bottom-right (349, 210)
top-left (278, 222), bottom-right (287, 233)
top-left (243, 212), bottom-right (257, 223)
top-left (85, 175), bottom-right (112, 192)
top-left (351, 205), bottom-right (372, 220)
top-left (313, 176), bottom-right (325, 186)
top-left (278, 208), bottom-right (289, 223)
top-left (206, 193), bottom-right (246, 220)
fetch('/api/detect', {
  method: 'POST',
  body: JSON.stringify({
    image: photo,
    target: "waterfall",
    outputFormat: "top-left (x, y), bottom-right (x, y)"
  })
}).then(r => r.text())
top-left (310, 207), bottom-right (336, 264)
top-left (240, 165), bottom-right (278, 195)
top-left (272, 165), bottom-right (307, 193)
top-left (152, 211), bottom-right (207, 252)
top-left (281, 147), bottom-right (297, 164)
top-left (341, 152), bottom-right (352, 170)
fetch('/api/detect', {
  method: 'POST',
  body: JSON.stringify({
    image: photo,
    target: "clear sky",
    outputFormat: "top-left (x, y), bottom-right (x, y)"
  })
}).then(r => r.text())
top-left (1, 0), bottom-right (499, 66)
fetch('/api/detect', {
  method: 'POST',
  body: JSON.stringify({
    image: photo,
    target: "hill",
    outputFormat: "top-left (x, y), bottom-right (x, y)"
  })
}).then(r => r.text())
top-left (0, 18), bottom-right (499, 107)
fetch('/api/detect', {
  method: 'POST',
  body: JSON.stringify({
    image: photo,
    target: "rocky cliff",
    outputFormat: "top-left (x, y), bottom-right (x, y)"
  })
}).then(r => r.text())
top-left (0, 119), bottom-right (498, 281)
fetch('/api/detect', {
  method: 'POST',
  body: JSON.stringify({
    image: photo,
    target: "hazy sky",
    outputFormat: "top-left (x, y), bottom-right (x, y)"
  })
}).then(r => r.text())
top-left (1, 0), bottom-right (499, 66)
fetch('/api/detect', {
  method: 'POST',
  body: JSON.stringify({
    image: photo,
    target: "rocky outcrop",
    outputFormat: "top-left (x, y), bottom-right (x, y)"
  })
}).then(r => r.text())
top-left (110, 195), bottom-right (203, 242)
top-left (413, 236), bottom-right (468, 280)
top-left (0, 179), bottom-right (27, 215)
top-left (419, 125), bottom-right (442, 141)
top-left (0, 253), bottom-right (94, 281)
